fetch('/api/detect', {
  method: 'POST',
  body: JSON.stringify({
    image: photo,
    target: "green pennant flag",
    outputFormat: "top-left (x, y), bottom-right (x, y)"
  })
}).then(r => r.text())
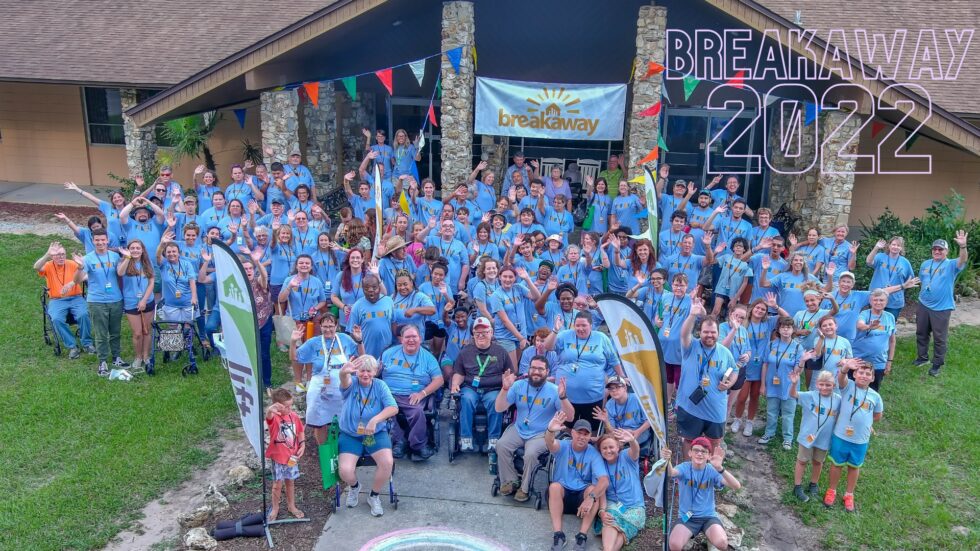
top-left (682, 75), bottom-right (700, 101)
top-left (905, 129), bottom-right (920, 151)
top-left (436, 80), bottom-right (442, 99)
top-left (341, 76), bottom-right (357, 100)
top-left (658, 134), bottom-right (669, 152)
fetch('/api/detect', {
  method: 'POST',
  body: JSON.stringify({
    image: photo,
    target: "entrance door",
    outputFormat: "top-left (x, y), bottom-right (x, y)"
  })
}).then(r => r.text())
top-left (388, 97), bottom-right (441, 184)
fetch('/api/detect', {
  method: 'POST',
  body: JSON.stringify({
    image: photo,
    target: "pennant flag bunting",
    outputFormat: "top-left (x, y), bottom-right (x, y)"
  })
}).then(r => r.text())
top-left (436, 79), bottom-right (442, 98)
top-left (409, 60), bottom-right (426, 87)
top-left (661, 81), bottom-right (671, 105)
top-left (904, 129), bottom-right (919, 151)
top-left (629, 57), bottom-right (638, 82)
top-left (233, 108), bottom-right (247, 129)
top-left (871, 121), bottom-right (887, 139)
top-left (375, 68), bottom-right (393, 95)
top-left (446, 47), bottom-right (463, 74)
top-left (804, 102), bottom-right (818, 125)
top-left (727, 70), bottom-right (746, 89)
top-left (342, 76), bottom-right (357, 100)
top-left (303, 82), bottom-right (320, 107)
top-left (470, 46), bottom-right (478, 70)
top-left (765, 95), bottom-right (780, 106)
top-left (638, 145), bottom-right (659, 166)
top-left (682, 75), bottom-right (700, 101)
top-left (638, 101), bottom-right (662, 118)
top-left (428, 103), bottom-right (438, 127)
top-left (628, 174), bottom-right (646, 183)
top-left (644, 61), bottom-right (666, 79)
top-left (658, 134), bottom-right (669, 152)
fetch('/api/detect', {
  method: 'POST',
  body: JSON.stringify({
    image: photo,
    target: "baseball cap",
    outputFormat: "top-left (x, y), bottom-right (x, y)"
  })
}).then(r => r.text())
top-left (473, 316), bottom-right (492, 330)
top-left (690, 436), bottom-right (712, 451)
top-left (289, 147), bottom-right (302, 156)
top-left (605, 376), bottom-right (628, 388)
top-left (571, 419), bottom-right (592, 433)
top-left (932, 239), bottom-right (949, 250)
top-left (838, 271), bottom-right (856, 280)
top-left (271, 197), bottom-right (284, 205)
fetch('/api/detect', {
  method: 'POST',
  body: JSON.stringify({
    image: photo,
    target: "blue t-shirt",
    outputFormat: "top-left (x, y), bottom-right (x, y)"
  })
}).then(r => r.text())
top-left (826, 289), bottom-right (870, 341)
top-left (551, 439), bottom-right (606, 492)
top-left (604, 394), bottom-right (648, 431)
top-left (763, 339), bottom-right (803, 400)
top-left (820, 238), bottom-right (853, 277)
top-left (340, 379), bottom-right (397, 436)
top-left (796, 390), bottom-right (842, 450)
top-left (311, 250), bottom-right (341, 286)
top-left (850, 310), bottom-right (895, 370)
top-left (657, 294), bottom-right (691, 364)
top-left (832, 379), bottom-right (883, 445)
top-left (611, 195), bottom-right (642, 233)
top-left (675, 462), bottom-right (725, 518)
top-left (97, 200), bottom-right (126, 248)
top-left (797, 243), bottom-right (827, 273)
top-left (283, 275), bottom-right (325, 320)
top-left (518, 347), bottom-right (559, 376)
top-left (869, 253), bottom-right (914, 309)
top-left (743, 317), bottom-right (777, 381)
top-left (195, 185), bottom-right (220, 214)
top-left (716, 256), bottom-right (753, 297)
top-left (224, 181), bottom-right (254, 205)
top-left (713, 215), bottom-right (752, 253)
top-left (604, 450), bottom-right (644, 508)
top-left (719, 322), bottom-right (750, 363)
top-left (659, 195), bottom-right (684, 229)
top-left (794, 308), bottom-right (831, 350)
top-left (291, 227), bottom-right (318, 256)
top-left (158, 258), bottom-right (196, 308)
top-left (709, 189), bottom-right (743, 209)
top-left (349, 296), bottom-right (394, 359)
top-left (73, 227), bottom-right (97, 254)
top-left (122, 218), bottom-right (164, 260)
top-left (473, 181), bottom-right (497, 213)
top-left (121, 262), bottom-right (152, 310)
top-left (918, 258), bottom-right (963, 311)
top-left (82, 253), bottom-right (124, 302)
top-left (270, 242), bottom-right (298, 285)
top-left (658, 229), bottom-right (686, 259)
top-left (748, 253), bottom-right (788, 303)
top-left (543, 210), bottom-right (574, 243)
top-left (506, 379), bottom-right (563, 439)
top-left (296, 333), bottom-right (358, 376)
top-left (392, 290), bottom-right (434, 338)
top-left (442, 323), bottom-right (471, 365)
top-left (348, 195), bottom-right (374, 220)
top-left (662, 253), bottom-right (705, 292)
top-left (552, 330), bottom-right (620, 403)
top-left (814, 335), bottom-right (852, 383)
top-left (605, 245), bottom-right (632, 293)
top-left (589, 194), bottom-right (612, 234)
top-left (747, 226), bottom-right (780, 251)
top-left (677, 340), bottom-right (737, 423)
top-left (489, 285), bottom-right (530, 343)
top-left (380, 346), bottom-right (441, 396)
top-left (769, 272), bottom-right (820, 316)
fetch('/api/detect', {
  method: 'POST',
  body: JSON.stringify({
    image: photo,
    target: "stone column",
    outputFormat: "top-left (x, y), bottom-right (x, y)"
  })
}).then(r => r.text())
top-left (120, 88), bottom-right (158, 178)
top-left (303, 82), bottom-right (338, 195)
top-left (260, 89), bottom-right (299, 166)
top-left (480, 135), bottom-right (508, 191)
top-left (337, 91), bottom-right (376, 175)
top-left (624, 4), bottom-right (667, 175)
top-left (440, 1), bottom-right (476, 191)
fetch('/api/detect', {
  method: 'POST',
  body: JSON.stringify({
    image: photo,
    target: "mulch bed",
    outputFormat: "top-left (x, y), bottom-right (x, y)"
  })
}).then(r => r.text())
top-left (0, 201), bottom-right (99, 219)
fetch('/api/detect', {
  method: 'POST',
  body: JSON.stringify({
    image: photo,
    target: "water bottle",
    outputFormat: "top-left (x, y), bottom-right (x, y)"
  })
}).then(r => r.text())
top-left (488, 449), bottom-right (498, 476)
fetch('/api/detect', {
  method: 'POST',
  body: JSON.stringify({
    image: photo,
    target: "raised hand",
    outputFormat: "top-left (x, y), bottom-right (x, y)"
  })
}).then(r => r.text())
top-left (134, 175), bottom-right (145, 188)
top-left (825, 262), bottom-right (836, 277)
top-left (788, 368), bottom-right (800, 385)
top-left (714, 242), bottom-right (727, 254)
top-left (514, 266), bottom-right (528, 280)
top-left (162, 230), bottom-right (176, 242)
top-left (613, 428), bottom-right (635, 444)
top-left (118, 247), bottom-right (132, 258)
top-left (874, 239), bottom-right (887, 250)
top-left (243, 159), bottom-right (254, 170)
top-left (759, 237), bottom-right (773, 250)
top-left (687, 181), bottom-right (696, 195)
top-left (194, 164), bottom-right (206, 175)
top-left (660, 447), bottom-right (672, 461)
top-left (362, 128), bottom-right (371, 138)
top-left (63, 181), bottom-right (80, 193)
top-left (54, 212), bottom-right (69, 222)
top-left (592, 406), bottom-right (609, 423)
top-left (263, 145), bottom-right (274, 157)
top-left (351, 324), bottom-right (362, 342)
top-left (659, 165), bottom-right (670, 179)
top-left (691, 296), bottom-right (707, 317)
top-left (72, 252), bottom-right (85, 265)
top-left (367, 150), bottom-right (379, 160)
top-left (954, 229), bottom-right (968, 247)
top-left (367, 259), bottom-right (380, 275)
top-left (904, 276), bottom-right (921, 289)
top-left (709, 445), bottom-right (725, 471)
top-left (557, 376), bottom-right (567, 398)
top-left (765, 291), bottom-right (778, 309)
top-left (547, 410), bottom-right (567, 432)
top-left (702, 231), bottom-right (715, 247)
top-left (248, 200), bottom-right (259, 214)
top-left (344, 170), bottom-right (356, 181)
top-left (476, 160), bottom-right (488, 171)
top-left (849, 240), bottom-right (860, 254)
top-left (201, 250), bottom-right (212, 264)
top-left (501, 369), bottom-right (517, 390)
top-left (761, 255), bottom-right (771, 270)
top-left (788, 233), bottom-right (798, 247)
top-left (291, 326), bottom-right (304, 342)
top-left (585, 174), bottom-right (594, 188)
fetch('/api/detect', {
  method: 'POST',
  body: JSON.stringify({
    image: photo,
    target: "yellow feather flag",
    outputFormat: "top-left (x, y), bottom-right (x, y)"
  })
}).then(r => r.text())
top-left (628, 174), bottom-right (645, 183)
top-left (399, 190), bottom-right (411, 215)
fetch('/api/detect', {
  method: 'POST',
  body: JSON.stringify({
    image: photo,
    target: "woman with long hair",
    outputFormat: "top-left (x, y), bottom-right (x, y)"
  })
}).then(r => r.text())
top-left (730, 297), bottom-right (783, 437)
top-left (760, 252), bottom-right (821, 317)
top-left (117, 239), bottom-right (155, 370)
top-left (759, 316), bottom-right (814, 449)
top-left (583, 175), bottom-right (612, 234)
top-left (471, 257), bottom-right (501, 320)
top-left (628, 238), bottom-right (657, 286)
top-left (595, 430), bottom-right (646, 550)
top-left (789, 227), bottom-right (826, 275)
top-left (269, 224), bottom-right (297, 305)
top-left (392, 128), bottom-right (421, 179)
top-left (488, 266), bottom-right (542, 367)
top-left (579, 231), bottom-right (609, 295)
top-left (333, 248), bottom-right (366, 331)
top-left (866, 235), bottom-right (915, 319)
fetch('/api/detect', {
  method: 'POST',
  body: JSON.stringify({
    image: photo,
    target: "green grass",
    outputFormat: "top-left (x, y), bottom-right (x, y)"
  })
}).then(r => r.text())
top-left (0, 234), bottom-right (286, 550)
top-left (763, 326), bottom-right (980, 550)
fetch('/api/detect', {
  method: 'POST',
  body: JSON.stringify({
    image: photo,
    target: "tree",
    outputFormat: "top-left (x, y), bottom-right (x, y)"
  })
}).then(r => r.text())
top-left (160, 112), bottom-right (222, 171)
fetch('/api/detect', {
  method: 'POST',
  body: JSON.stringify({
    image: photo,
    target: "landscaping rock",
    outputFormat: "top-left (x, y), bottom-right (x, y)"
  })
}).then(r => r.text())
top-left (204, 484), bottom-right (229, 513)
top-left (716, 502), bottom-right (738, 518)
top-left (726, 489), bottom-right (752, 508)
top-left (227, 464), bottom-right (254, 485)
top-left (184, 527), bottom-right (218, 550)
top-left (952, 525), bottom-right (970, 537)
top-left (178, 506), bottom-right (212, 529)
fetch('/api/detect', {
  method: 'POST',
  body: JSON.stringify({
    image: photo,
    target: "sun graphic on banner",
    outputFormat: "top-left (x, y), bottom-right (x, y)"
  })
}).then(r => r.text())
top-left (526, 87), bottom-right (582, 116)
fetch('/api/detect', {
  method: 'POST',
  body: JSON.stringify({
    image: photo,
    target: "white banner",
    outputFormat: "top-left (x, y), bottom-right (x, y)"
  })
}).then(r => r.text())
top-left (596, 294), bottom-right (669, 504)
top-left (212, 242), bottom-right (263, 462)
top-left (475, 77), bottom-right (627, 140)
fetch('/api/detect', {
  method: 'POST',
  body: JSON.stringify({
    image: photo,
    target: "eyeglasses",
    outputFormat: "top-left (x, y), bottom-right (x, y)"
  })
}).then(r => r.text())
top-left (155, 188), bottom-right (166, 193)
top-left (691, 448), bottom-right (710, 455)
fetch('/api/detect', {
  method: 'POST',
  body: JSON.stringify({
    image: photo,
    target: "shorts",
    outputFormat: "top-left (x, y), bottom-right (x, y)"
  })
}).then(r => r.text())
top-left (124, 301), bottom-right (155, 316)
top-left (665, 363), bottom-right (682, 385)
top-left (272, 461), bottom-right (300, 481)
top-left (676, 406), bottom-right (725, 440)
top-left (728, 366), bottom-right (747, 392)
top-left (829, 435), bottom-right (868, 468)
top-left (797, 444), bottom-right (829, 463)
top-left (497, 339), bottom-right (517, 352)
top-left (161, 304), bottom-right (194, 323)
top-left (681, 515), bottom-right (721, 537)
top-left (561, 487), bottom-right (585, 514)
top-left (338, 430), bottom-right (392, 456)
top-left (425, 321), bottom-right (447, 341)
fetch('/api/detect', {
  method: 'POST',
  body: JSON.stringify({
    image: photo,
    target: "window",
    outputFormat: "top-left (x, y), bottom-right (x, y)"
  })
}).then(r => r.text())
top-left (83, 88), bottom-right (169, 146)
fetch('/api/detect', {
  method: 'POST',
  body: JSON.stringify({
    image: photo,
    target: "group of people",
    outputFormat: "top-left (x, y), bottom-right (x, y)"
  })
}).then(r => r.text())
top-left (43, 138), bottom-right (969, 550)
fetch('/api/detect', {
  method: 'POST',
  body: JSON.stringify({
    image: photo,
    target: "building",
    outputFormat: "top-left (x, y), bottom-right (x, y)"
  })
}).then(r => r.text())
top-left (2, 0), bottom-right (978, 233)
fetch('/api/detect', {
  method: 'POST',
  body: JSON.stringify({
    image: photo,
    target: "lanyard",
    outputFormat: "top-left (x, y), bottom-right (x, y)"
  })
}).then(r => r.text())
top-left (609, 399), bottom-right (627, 423)
top-left (574, 334), bottom-right (593, 361)
top-left (677, 255), bottom-right (692, 276)
top-left (827, 241), bottom-right (845, 263)
top-left (475, 354), bottom-right (491, 377)
top-left (395, 291), bottom-right (416, 312)
top-left (698, 346), bottom-right (717, 381)
top-left (167, 261), bottom-right (184, 282)
top-left (799, 309), bottom-right (820, 330)
top-left (297, 277), bottom-right (313, 312)
top-left (320, 336), bottom-right (338, 367)
top-left (884, 255), bottom-right (900, 282)
top-left (666, 231), bottom-right (681, 255)
top-left (814, 393), bottom-right (833, 434)
top-left (440, 239), bottom-right (453, 257)
top-left (925, 260), bottom-right (942, 290)
top-left (571, 447), bottom-right (589, 480)
top-left (691, 465), bottom-right (710, 504)
top-left (748, 321), bottom-right (766, 355)
top-left (356, 380), bottom-right (375, 419)
top-left (522, 382), bottom-right (545, 419)
top-left (663, 295), bottom-right (683, 327)
top-left (561, 308), bottom-right (575, 330)
top-left (835, 291), bottom-right (850, 311)
top-left (772, 340), bottom-right (795, 369)
top-left (848, 386), bottom-right (869, 421)
top-left (823, 336), bottom-right (839, 363)
top-left (864, 312), bottom-right (881, 335)
top-left (605, 455), bottom-right (624, 491)
top-left (96, 252), bottom-right (112, 280)
top-left (400, 351), bottom-right (420, 376)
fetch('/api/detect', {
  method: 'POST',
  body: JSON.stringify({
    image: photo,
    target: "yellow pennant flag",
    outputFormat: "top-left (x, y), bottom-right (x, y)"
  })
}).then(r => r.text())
top-left (399, 190), bottom-right (410, 215)
top-left (628, 174), bottom-right (645, 184)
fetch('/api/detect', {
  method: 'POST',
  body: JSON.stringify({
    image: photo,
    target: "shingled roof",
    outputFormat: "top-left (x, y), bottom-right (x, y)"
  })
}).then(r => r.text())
top-left (0, 0), bottom-right (338, 87)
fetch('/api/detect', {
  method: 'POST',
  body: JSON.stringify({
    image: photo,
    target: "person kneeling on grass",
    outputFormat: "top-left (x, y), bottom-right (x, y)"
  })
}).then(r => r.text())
top-left (594, 429), bottom-right (645, 551)
top-left (788, 369), bottom-right (841, 502)
top-left (545, 411), bottom-right (609, 551)
top-left (663, 437), bottom-right (741, 551)
top-left (265, 388), bottom-right (305, 520)
top-left (823, 360), bottom-right (883, 512)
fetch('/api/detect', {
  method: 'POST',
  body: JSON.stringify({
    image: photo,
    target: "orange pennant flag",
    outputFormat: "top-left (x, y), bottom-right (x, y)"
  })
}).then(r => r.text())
top-left (644, 62), bottom-right (666, 79)
top-left (428, 104), bottom-right (438, 127)
top-left (303, 82), bottom-right (320, 107)
top-left (726, 70), bottom-right (745, 89)
top-left (638, 101), bottom-right (661, 117)
top-left (638, 146), bottom-right (659, 166)
top-left (375, 68), bottom-right (393, 95)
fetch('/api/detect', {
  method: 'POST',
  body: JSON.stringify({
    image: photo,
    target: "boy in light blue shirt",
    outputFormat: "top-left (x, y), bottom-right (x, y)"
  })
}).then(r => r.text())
top-left (789, 369), bottom-right (841, 502)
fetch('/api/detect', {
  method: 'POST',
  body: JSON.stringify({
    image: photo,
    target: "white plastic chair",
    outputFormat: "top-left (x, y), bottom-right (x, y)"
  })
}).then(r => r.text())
top-left (577, 159), bottom-right (601, 184)
top-left (540, 157), bottom-right (564, 178)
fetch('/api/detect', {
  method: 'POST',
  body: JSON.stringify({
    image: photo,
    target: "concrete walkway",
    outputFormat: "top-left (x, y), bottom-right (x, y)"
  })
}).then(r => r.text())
top-left (0, 180), bottom-right (117, 207)
top-left (315, 409), bottom-right (606, 551)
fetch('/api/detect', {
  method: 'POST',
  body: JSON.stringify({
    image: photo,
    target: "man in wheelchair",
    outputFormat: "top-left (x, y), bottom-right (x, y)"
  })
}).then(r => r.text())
top-left (450, 316), bottom-right (512, 452)
top-left (379, 325), bottom-right (443, 461)
top-left (494, 356), bottom-right (573, 503)
top-left (36, 241), bottom-right (93, 358)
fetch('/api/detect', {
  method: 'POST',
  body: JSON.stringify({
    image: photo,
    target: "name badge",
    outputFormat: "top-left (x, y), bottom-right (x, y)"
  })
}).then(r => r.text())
top-left (471, 376), bottom-right (481, 388)
top-left (105, 282), bottom-right (112, 290)
top-left (701, 376), bottom-right (710, 387)
top-left (806, 434), bottom-right (815, 443)
top-left (844, 426), bottom-right (855, 437)
top-left (357, 422), bottom-right (366, 435)
top-left (411, 379), bottom-right (421, 392)
top-left (175, 291), bottom-right (182, 299)
top-left (681, 511), bottom-right (693, 523)
top-left (523, 418), bottom-right (530, 426)
top-left (662, 328), bottom-right (670, 337)
top-left (772, 376), bottom-right (781, 385)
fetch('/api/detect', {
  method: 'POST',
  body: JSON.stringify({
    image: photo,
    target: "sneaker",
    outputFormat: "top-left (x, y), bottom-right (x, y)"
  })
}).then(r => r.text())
top-left (843, 493), bottom-right (855, 512)
top-left (757, 435), bottom-right (772, 444)
top-left (514, 489), bottom-right (530, 502)
top-left (295, 382), bottom-right (307, 393)
top-left (345, 483), bottom-right (360, 508)
top-left (113, 357), bottom-right (130, 368)
top-left (97, 361), bottom-right (110, 377)
top-left (131, 358), bottom-right (143, 371)
top-left (914, 359), bottom-right (929, 367)
top-left (730, 418), bottom-right (742, 434)
top-left (278, 344), bottom-right (288, 353)
top-left (823, 488), bottom-right (837, 507)
top-left (367, 494), bottom-right (384, 517)
top-left (68, 348), bottom-right (81, 359)
top-left (551, 532), bottom-right (567, 551)
top-left (808, 482), bottom-right (820, 498)
top-left (84, 345), bottom-right (97, 354)
top-left (929, 366), bottom-right (941, 377)
top-left (573, 532), bottom-right (588, 551)
top-left (392, 441), bottom-right (407, 459)
top-left (793, 485), bottom-right (810, 502)
top-left (499, 481), bottom-right (517, 496)
top-left (782, 441), bottom-right (792, 451)
top-left (460, 437), bottom-right (474, 452)
top-left (742, 420), bottom-right (754, 437)
top-left (415, 445), bottom-right (435, 460)
top-left (487, 438), bottom-right (498, 450)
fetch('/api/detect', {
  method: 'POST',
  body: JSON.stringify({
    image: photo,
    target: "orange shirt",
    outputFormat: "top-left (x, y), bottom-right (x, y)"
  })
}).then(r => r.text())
top-left (39, 260), bottom-right (82, 299)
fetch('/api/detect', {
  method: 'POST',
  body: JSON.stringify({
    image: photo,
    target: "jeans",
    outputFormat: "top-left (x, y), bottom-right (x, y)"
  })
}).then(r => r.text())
top-left (459, 387), bottom-right (502, 440)
top-left (259, 318), bottom-right (273, 387)
top-left (48, 295), bottom-right (92, 349)
top-left (763, 396), bottom-right (797, 442)
top-left (88, 301), bottom-right (122, 361)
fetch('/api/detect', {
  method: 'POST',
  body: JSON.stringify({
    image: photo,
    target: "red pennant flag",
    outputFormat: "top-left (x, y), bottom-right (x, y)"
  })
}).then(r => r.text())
top-left (871, 121), bottom-right (886, 139)
top-left (303, 82), bottom-right (319, 107)
top-left (638, 101), bottom-right (662, 117)
top-left (375, 68), bottom-right (393, 95)
top-left (638, 146), bottom-right (659, 166)
top-left (727, 70), bottom-right (745, 89)
top-left (428, 104), bottom-right (438, 127)
top-left (644, 62), bottom-right (665, 79)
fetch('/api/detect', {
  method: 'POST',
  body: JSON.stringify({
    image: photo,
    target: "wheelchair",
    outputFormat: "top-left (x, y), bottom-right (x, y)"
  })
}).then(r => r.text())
top-left (147, 303), bottom-right (212, 376)
top-left (392, 394), bottom-right (440, 460)
top-left (446, 391), bottom-right (495, 463)
top-left (332, 422), bottom-right (399, 512)
top-left (40, 288), bottom-right (80, 357)
top-left (490, 437), bottom-right (553, 511)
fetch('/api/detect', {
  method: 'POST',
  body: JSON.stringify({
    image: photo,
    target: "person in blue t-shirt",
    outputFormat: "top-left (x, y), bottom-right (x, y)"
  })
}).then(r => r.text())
top-left (759, 316), bottom-right (815, 449)
top-left (662, 437), bottom-right (742, 551)
top-left (157, 242), bottom-right (198, 323)
top-left (545, 412), bottom-right (610, 551)
top-left (655, 273), bottom-right (693, 406)
top-left (337, 355), bottom-right (399, 517)
top-left (119, 196), bottom-right (165, 264)
top-left (851, 289), bottom-right (897, 391)
top-left (467, 160), bottom-right (498, 213)
top-left (915, 232), bottom-right (968, 376)
top-left (865, 236), bottom-right (915, 319)
top-left (379, 325), bottom-right (443, 460)
top-left (760, 252), bottom-right (820, 316)
top-left (595, 429), bottom-right (646, 549)
top-left (116, 239), bottom-right (155, 371)
top-left (819, 225), bottom-right (858, 282)
top-left (810, 316), bottom-right (853, 385)
top-left (343, 173), bottom-right (375, 221)
top-left (594, 376), bottom-right (651, 448)
top-left (788, 369), bottom-right (841, 502)
top-left (349, 275), bottom-right (394, 361)
top-left (610, 180), bottom-right (644, 235)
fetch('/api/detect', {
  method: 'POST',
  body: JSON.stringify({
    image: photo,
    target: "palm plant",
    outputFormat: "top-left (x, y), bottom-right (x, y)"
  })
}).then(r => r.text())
top-left (160, 111), bottom-right (222, 170)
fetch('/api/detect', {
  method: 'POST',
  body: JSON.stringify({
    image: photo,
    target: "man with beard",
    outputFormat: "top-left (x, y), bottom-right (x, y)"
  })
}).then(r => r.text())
top-left (380, 325), bottom-right (443, 460)
top-left (495, 356), bottom-right (573, 503)
top-left (452, 317), bottom-right (513, 452)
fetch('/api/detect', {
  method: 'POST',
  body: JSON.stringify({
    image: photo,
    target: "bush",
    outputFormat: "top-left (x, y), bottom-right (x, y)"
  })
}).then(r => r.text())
top-left (856, 190), bottom-right (980, 301)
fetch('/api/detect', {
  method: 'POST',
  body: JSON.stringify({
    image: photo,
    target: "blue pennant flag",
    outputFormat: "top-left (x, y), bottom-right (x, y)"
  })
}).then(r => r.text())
top-left (446, 47), bottom-right (463, 74)
top-left (233, 108), bottom-right (247, 129)
top-left (804, 102), bottom-right (818, 126)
